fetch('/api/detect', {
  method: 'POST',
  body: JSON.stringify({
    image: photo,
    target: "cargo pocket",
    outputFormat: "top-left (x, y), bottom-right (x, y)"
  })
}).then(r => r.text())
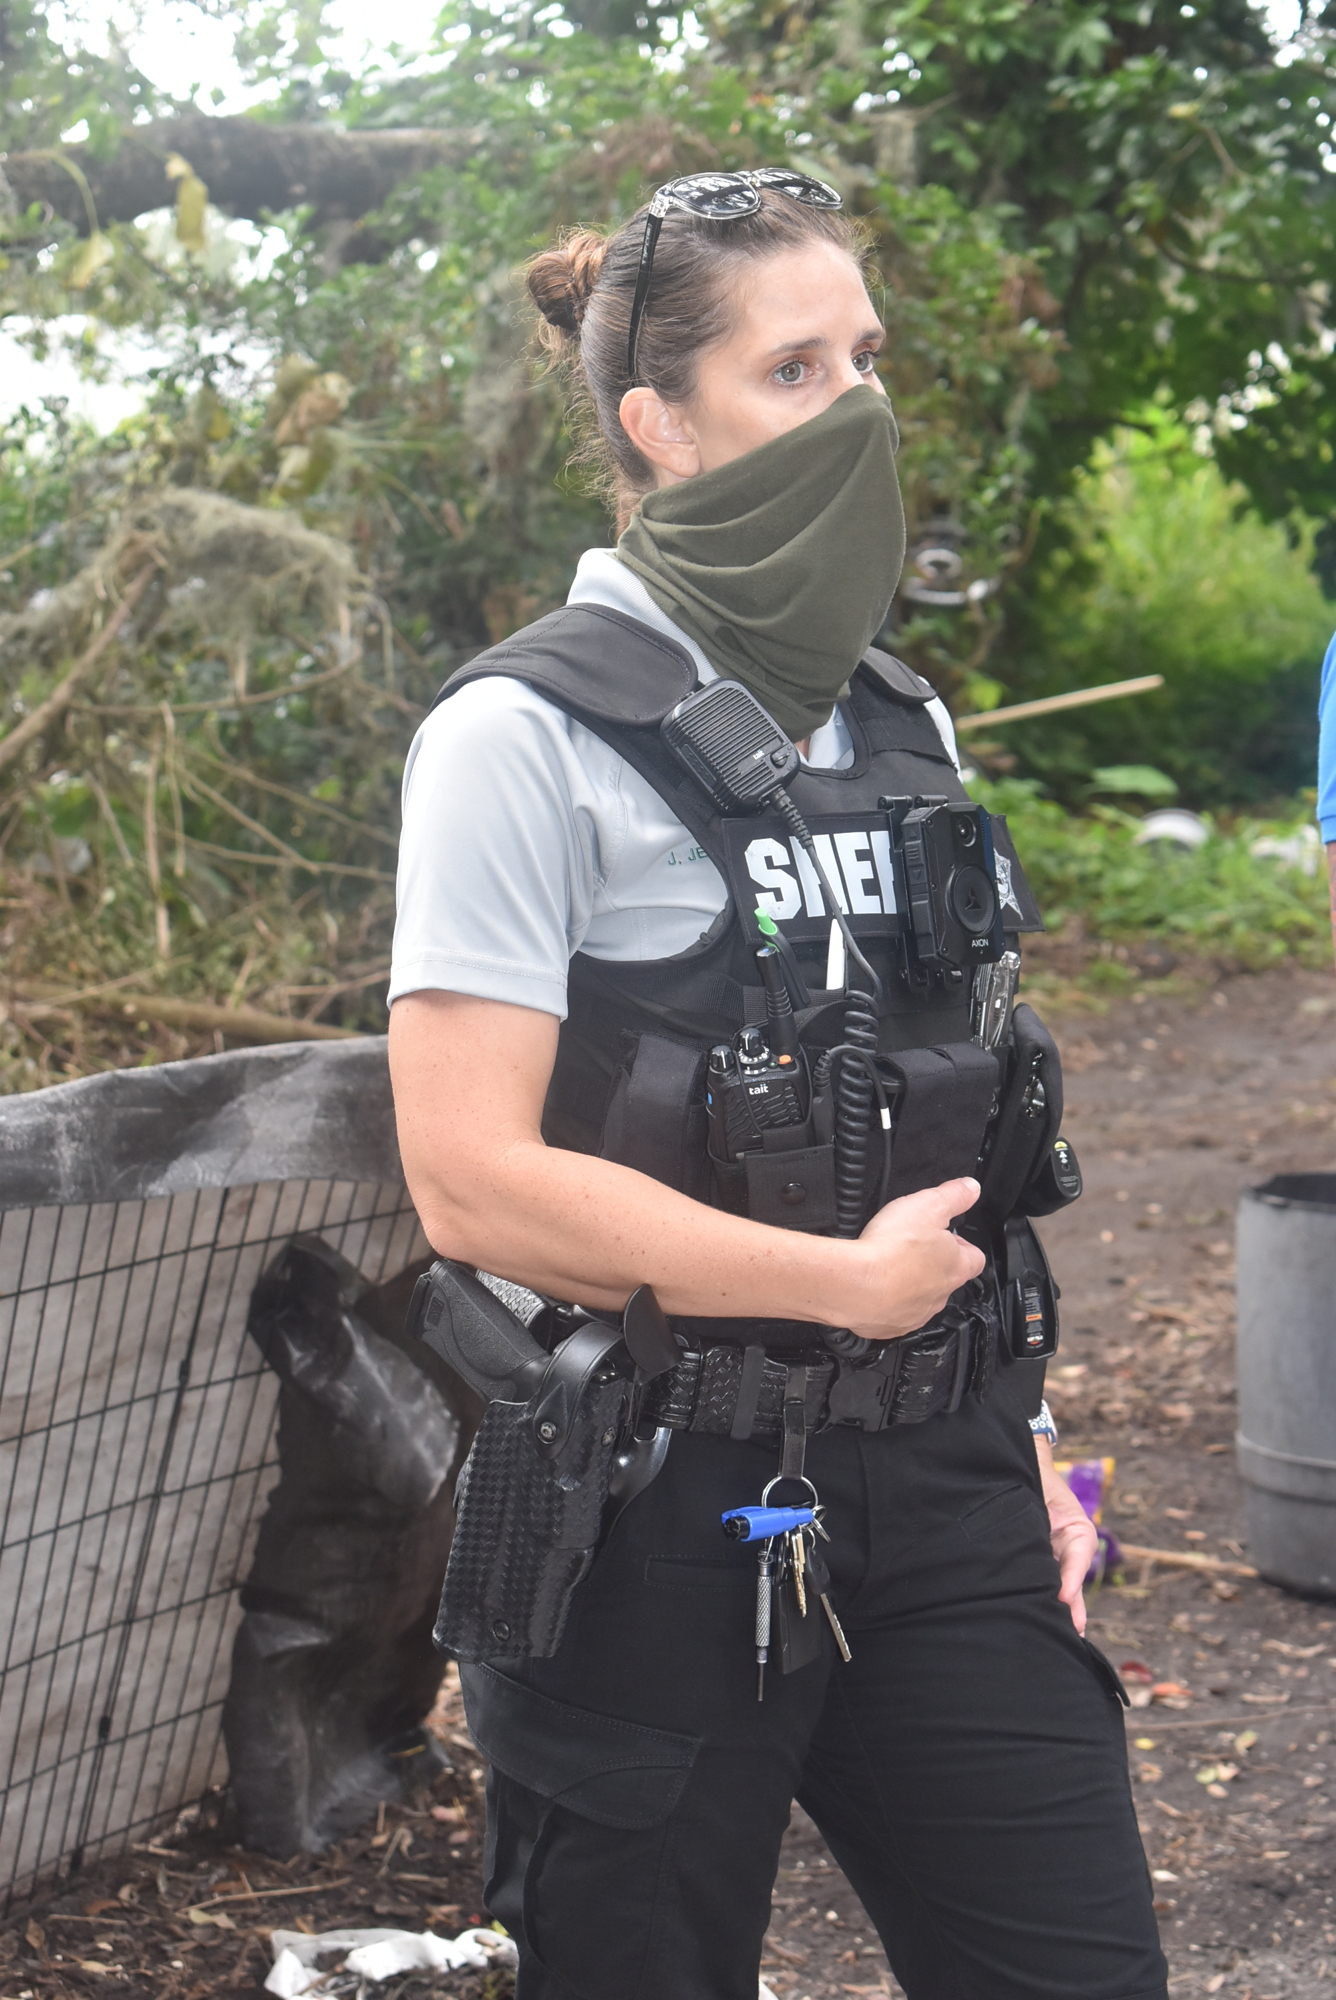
top-left (459, 1660), bottom-right (700, 1830)
top-left (461, 1663), bottom-right (703, 1996)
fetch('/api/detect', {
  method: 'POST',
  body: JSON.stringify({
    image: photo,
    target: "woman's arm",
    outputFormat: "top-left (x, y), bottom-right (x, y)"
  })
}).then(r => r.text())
top-left (389, 989), bottom-right (984, 1342)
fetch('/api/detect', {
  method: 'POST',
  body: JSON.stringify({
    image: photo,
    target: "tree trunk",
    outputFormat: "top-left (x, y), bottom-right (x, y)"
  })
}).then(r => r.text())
top-left (3, 112), bottom-right (468, 236)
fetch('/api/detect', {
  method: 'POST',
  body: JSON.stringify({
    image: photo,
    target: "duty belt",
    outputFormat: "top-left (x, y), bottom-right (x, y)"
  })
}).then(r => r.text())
top-left (641, 1292), bottom-right (1001, 1441)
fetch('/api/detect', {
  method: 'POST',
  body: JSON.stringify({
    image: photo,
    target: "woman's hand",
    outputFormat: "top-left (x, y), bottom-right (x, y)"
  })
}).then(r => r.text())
top-left (391, 991), bottom-right (986, 1334)
top-left (847, 1180), bottom-right (987, 1340)
top-left (1033, 1436), bottom-right (1097, 1635)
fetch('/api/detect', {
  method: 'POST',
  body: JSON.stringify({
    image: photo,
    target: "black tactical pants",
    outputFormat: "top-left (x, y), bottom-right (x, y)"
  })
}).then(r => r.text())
top-left (460, 1366), bottom-right (1168, 2000)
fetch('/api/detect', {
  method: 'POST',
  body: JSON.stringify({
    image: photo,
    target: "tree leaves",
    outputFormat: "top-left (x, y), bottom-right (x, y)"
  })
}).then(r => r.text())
top-left (166, 155), bottom-right (210, 255)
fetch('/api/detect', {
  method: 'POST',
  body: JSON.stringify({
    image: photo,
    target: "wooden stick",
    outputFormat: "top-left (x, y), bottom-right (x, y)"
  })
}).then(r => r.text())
top-left (0, 559), bottom-right (160, 773)
top-left (187, 1876), bottom-right (353, 1912)
top-left (1118, 1542), bottom-right (1258, 1579)
top-left (1121, 1705), bottom-right (1330, 1731)
top-left (955, 674), bottom-right (1165, 733)
top-left (60, 992), bottom-right (362, 1043)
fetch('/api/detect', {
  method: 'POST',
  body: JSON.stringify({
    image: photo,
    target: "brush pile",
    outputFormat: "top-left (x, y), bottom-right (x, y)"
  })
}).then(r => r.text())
top-left (0, 491), bottom-right (433, 1091)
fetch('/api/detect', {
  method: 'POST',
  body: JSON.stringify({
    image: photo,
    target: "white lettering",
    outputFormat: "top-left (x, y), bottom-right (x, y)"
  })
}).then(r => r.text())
top-left (810, 834), bottom-right (850, 913)
top-left (834, 830), bottom-right (881, 914)
top-left (870, 828), bottom-right (897, 914)
top-left (744, 838), bottom-right (801, 921)
top-left (791, 840), bottom-right (827, 918)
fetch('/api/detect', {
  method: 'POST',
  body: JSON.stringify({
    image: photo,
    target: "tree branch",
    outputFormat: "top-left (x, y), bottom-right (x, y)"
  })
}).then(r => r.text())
top-left (80, 992), bottom-right (360, 1043)
top-left (3, 112), bottom-right (470, 238)
top-left (0, 558), bottom-right (161, 775)
top-left (1156, 236), bottom-right (1310, 288)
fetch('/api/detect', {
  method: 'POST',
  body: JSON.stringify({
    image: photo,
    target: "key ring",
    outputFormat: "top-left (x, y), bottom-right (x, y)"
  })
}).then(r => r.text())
top-left (760, 1473), bottom-right (819, 1510)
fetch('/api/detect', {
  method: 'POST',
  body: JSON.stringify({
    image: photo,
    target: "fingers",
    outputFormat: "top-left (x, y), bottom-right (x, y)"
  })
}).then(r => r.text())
top-left (848, 1176), bottom-right (986, 1340)
top-left (1057, 1546), bottom-right (1090, 1633)
top-left (860, 1177), bottom-right (985, 1254)
top-left (1052, 1517), bottom-right (1097, 1635)
top-left (893, 1176), bottom-right (981, 1228)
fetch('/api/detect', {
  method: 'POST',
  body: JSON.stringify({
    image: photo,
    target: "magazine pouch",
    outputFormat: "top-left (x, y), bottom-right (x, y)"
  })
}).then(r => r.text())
top-left (599, 1031), bottom-right (712, 1203)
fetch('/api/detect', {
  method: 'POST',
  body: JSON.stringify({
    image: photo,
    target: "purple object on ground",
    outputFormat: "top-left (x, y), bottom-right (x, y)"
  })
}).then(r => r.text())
top-left (1059, 1458), bottom-right (1122, 1586)
top-left (1065, 1460), bottom-right (1106, 1518)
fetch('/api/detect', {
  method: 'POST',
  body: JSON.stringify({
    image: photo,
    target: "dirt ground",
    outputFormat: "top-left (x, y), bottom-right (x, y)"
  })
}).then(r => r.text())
top-left (3, 961), bottom-right (1335, 1999)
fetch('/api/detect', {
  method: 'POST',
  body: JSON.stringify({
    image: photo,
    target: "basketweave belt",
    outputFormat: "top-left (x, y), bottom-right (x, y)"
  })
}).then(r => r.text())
top-left (640, 1297), bottom-right (1001, 1441)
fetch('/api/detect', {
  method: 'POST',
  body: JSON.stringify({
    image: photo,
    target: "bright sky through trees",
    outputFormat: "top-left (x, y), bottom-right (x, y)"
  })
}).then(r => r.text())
top-left (5, 0), bottom-right (458, 426)
top-left (50, 0), bottom-right (450, 113)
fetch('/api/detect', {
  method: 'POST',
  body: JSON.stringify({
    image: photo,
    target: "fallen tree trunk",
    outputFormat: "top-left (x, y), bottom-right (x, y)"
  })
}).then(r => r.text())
top-left (3, 112), bottom-right (470, 236)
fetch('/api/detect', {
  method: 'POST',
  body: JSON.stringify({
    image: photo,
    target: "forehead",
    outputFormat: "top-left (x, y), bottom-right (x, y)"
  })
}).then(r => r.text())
top-left (728, 241), bottom-right (877, 336)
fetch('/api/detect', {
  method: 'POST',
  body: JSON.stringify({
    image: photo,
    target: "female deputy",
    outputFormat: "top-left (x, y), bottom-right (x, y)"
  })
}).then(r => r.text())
top-left (388, 174), bottom-right (1167, 2000)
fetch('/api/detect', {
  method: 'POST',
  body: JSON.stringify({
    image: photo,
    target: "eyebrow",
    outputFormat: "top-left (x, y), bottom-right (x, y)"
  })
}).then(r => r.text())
top-left (765, 326), bottom-right (885, 355)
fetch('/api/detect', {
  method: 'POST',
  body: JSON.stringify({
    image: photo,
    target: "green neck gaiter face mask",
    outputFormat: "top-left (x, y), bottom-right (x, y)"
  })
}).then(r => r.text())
top-left (617, 387), bottom-right (905, 742)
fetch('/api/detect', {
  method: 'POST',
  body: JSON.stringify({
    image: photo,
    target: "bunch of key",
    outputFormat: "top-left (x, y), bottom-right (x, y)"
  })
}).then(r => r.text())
top-left (721, 1479), bottom-right (851, 1701)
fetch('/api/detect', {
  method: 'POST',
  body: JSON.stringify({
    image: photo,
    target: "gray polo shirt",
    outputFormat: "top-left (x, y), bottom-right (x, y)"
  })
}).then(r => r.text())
top-left (389, 549), bottom-right (958, 1020)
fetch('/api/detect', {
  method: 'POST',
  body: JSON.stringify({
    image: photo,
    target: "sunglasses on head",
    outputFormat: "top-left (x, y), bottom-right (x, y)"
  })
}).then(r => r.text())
top-left (626, 168), bottom-right (843, 386)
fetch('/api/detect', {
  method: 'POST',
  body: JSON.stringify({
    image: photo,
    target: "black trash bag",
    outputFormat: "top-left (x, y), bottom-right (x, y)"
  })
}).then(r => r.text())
top-left (222, 1236), bottom-right (476, 1856)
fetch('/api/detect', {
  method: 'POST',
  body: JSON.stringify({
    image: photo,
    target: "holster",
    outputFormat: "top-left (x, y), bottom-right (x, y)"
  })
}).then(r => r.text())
top-left (409, 1263), bottom-right (676, 1662)
top-left (436, 1374), bottom-right (627, 1660)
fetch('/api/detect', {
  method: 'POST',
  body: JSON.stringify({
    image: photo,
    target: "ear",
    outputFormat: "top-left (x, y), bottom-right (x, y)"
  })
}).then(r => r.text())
top-left (618, 386), bottom-right (701, 483)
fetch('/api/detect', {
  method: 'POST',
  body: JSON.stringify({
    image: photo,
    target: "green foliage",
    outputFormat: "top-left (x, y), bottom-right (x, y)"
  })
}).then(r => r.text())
top-left (0, 482), bottom-right (433, 1091)
top-left (1089, 766), bottom-right (1179, 801)
top-left (998, 421), bottom-right (1333, 803)
top-left (974, 777), bottom-right (1331, 967)
top-left (1, 0), bottom-right (1055, 692)
top-left (0, 0), bottom-right (162, 152)
top-left (4, 0), bottom-right (1336, 1089)
top-left (702, 0), bottom-right (1336, 525)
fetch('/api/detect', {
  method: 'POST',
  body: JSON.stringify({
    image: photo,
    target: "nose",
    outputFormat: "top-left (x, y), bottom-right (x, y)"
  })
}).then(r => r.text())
top-left (828, 359), bottom-right (884, 406)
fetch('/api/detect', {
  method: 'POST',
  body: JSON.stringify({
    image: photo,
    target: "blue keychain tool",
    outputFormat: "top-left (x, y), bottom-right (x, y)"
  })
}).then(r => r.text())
top-left (721, 1503), bottom-right (815, 1542)
top-left (722, 1476), bottom-right (845, 1698)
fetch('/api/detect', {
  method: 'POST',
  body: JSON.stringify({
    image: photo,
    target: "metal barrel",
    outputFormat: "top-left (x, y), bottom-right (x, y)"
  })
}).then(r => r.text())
top-left (1236, 1174), bottom-right (1336, 1596)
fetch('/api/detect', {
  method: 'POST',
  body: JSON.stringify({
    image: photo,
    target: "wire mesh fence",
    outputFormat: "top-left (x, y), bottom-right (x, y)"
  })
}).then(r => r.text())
top-left (0, 1042), bottom-right (426, 1907)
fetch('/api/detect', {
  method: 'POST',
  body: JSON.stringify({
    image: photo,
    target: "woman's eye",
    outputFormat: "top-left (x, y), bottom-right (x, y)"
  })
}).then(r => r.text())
top-left (773, 360), bottom-right (807, 385)
top-left (854, 350), bottom-right (877, 373)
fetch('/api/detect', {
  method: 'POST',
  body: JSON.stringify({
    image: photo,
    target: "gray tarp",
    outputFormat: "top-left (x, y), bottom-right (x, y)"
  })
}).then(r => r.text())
top-left (0, 1040), bottom-right (429, 1900)
top-left (0, 1038), bottom-right (401, 1207)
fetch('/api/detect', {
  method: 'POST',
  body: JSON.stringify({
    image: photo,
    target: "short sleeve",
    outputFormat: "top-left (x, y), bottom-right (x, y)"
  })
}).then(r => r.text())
top-left (388, 678), bottom-right (615, 1019)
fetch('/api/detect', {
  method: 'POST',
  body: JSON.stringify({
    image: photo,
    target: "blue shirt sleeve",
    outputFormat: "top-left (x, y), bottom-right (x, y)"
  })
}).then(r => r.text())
top-left (1318, 632), bottom-right (1336, 842)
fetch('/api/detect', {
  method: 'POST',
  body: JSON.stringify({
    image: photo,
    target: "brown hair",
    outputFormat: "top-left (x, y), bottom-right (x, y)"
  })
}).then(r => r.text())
top-left (527, 191), bottom-right (871, 531)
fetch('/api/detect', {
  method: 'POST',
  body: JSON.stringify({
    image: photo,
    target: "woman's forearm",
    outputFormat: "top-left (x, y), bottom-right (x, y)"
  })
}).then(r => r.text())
top-left (414, 1126), bottom-right (861, 1321)
top-left (389, 990), bottom-right (982, 1340)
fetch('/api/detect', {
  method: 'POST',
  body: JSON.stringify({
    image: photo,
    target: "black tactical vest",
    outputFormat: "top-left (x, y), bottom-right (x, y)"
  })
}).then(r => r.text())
top-left (434, 603), bottom-right (1046, 1212)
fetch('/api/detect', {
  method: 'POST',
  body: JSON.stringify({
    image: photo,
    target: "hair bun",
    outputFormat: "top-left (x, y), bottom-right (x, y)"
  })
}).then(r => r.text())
top-left (526, 230), bottom-right (608, 335)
